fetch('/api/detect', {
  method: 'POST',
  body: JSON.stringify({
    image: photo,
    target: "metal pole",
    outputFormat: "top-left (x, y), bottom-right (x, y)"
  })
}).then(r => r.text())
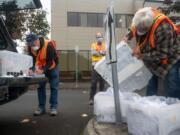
top-left (75, 46), bottom-right (79, 88)
top-left (105, 4), bottom-right (122, 124)
top-left (112, 62), bottom-right (121, 124)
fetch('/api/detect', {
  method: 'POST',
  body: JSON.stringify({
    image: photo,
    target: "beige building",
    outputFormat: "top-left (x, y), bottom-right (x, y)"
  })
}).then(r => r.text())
top-left (51, 0), bottom-right (164, 73)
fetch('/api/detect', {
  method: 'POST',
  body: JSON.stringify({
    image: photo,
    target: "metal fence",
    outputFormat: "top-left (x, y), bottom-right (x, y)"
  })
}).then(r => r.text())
top-left (57, 50), bottom-right (92, 81)
top-left (58, 50), bottom-right (92, 72)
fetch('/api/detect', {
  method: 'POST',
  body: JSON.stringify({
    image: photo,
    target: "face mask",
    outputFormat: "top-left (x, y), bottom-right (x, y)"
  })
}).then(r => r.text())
top-left (32, 46), bottom-right (40, 51)
top-left (137, 30), bottom-right (147, 36)
top-left (97, 38), bottom-right (103, 44)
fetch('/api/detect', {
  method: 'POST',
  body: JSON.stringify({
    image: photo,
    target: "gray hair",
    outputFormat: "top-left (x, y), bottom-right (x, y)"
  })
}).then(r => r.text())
top-left (132, 7), bottom-right (154, 32)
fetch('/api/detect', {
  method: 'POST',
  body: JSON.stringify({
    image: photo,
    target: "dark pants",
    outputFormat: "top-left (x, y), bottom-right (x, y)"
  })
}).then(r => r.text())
top-left (146, 60), bottom-right (180, 99)
top-left (38, 67), bottom-right (59, 111)
top-left (90, 69), bottom-right (105, 100)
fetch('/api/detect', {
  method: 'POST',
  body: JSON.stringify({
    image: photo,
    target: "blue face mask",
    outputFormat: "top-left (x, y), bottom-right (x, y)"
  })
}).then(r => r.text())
top-left (137, 30), bottom-right (147, 36)
top-left (97, 38), bottom-right (103, 43)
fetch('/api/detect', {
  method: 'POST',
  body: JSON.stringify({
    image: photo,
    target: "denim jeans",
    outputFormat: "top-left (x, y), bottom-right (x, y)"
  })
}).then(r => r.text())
top-left (146, 60), bottom-right (180, 99)
top-left (37, 66), bottom-right (59, 111)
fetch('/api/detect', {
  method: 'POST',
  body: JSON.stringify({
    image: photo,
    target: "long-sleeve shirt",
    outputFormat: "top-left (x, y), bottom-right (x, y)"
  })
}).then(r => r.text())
top-left (29, 37), bottom-right (58, 73)
top-left (132, 21), bottom-right (180, 78)
top-left (43, 44), bottom-right (57, 73)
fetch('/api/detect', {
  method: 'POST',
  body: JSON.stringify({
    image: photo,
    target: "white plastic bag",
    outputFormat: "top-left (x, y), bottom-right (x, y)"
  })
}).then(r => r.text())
top-left (0, 50), bottom-right (33, 76)
top-left (127, 96), bottom-right (180, 135)
top-left (95, 41), bottom-right (152, 92)
top-left (94, 87), bottom-right (141, 123)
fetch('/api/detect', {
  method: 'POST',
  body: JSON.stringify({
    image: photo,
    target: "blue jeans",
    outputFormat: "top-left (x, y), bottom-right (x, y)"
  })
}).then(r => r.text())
top-left (37, 67), bottom-right (59, 111)
top-left (146, 60), bottom-right (180, 99)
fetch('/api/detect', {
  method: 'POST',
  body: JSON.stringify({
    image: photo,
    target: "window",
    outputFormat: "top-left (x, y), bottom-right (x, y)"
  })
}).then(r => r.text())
top-left (116, 14), bottom-right (121, 28)
top-left (67, 12), bottom-right (134, 28)
top-left (126, 15), bottom-right (134, 28)
top-left (0, 0), bottom-right (42, 11)
top-left (116, 14), bottom-right (129, 28)
top-left (67, 12), bottom-right (79, 26)
top-left (87, 13), bottom-right (97, 27)
top-left (97, 13), bottom-right (104, 27)
top-left (79, 13), bottom-right (87, 27)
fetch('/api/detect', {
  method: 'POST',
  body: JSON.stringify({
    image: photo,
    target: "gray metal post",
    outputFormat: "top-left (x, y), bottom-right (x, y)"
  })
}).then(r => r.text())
top-left (75, 46), bottom-right (79, 88)
top-left (104, 4), bottom-right (122, 124)
top-left (112, 63), bottom-right (121, 124)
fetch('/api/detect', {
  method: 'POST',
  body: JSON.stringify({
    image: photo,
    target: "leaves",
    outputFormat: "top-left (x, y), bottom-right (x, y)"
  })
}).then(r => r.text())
top-left (26, 9), bottom-right (50, 38)
top-left (2, 1), bottom-right (50, 40)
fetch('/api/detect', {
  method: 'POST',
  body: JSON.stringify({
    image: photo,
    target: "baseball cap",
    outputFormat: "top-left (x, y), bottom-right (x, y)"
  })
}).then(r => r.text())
top-left (26, 33), bottom-right (39, 46)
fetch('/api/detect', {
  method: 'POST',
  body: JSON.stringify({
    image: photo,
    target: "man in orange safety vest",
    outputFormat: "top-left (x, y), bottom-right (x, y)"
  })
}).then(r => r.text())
top-left (26, 33), bottom-right (59, 116)
top-left (124, 7), bottom-right (180, 99)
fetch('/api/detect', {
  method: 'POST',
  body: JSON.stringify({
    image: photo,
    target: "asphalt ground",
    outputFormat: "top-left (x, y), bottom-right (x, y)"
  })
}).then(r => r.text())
top-left (0, 89), bottom-right (93, 135)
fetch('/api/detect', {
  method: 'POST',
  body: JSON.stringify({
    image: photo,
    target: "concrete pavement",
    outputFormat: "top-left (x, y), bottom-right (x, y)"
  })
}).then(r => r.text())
top-left (84, 118), bottom-right (129, 135)
top-left (0, 90), bottom-right (93, 135)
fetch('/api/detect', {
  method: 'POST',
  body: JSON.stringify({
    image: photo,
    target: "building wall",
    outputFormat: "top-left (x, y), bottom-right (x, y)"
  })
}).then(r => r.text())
top-left (51, 0), bottom-right (163, 72)
top-left (51, 0), bottom-right (165, 51)
top-left (51, 0), bottom-right (140, 50)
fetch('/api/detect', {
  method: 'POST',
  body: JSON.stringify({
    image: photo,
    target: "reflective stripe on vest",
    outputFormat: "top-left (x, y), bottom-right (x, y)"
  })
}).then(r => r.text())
top-left (35, 40), bottom-right (56, 70)
top-left (149, 14), bottom-right (178, 48)
top-left (91, 42), bottom-right (106, 62)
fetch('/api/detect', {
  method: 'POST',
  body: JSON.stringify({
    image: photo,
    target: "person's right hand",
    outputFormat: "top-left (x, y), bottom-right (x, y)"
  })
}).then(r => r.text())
top-left (122, 36), bottom-right (128, 43)
top-left (28, 70), bottom-right (34, 76)
top-left (100, 50), bottom-right (106, 55)
top-left (35, 69), bottom-right (44, 75)
top-left (132, 46), bottom-right (143, 59)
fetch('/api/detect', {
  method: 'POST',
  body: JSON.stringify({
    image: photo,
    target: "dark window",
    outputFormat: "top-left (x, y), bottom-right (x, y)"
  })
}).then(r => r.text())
top-left (67, 12), bottom-right (134, 28)
top-left (67, 12), bottom-right (79, 26)
top-left (115, 14), bottom-right (127, 28)
top-left (115, 14), bottom-right (121, 28)
top-left (126, 15), bottom-right (133, 28)
top-left (87, 13), bottom-right (98, 27)
top-left (79, 13), bottom-right (87, 27)
top-left (0, 0), bottom-right (42, 11)
top-left (97, 13), bottom-right (104, 27)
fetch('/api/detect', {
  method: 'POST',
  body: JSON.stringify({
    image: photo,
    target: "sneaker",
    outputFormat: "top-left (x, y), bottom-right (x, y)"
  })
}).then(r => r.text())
top-left (89, 99), bottom-right (94, 105)
top-left (33, 108), bottom-right (46, 116)
top-left (49, 109), bottom-right (58, 116)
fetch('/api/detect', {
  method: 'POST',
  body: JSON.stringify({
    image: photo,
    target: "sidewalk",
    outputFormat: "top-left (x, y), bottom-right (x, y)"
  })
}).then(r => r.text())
top-left (28, 82), bottom-right (91, 91)
top-left (60, 82), bottom-right (91, 90)
top-left (84, 118), bottom-right (129, 135)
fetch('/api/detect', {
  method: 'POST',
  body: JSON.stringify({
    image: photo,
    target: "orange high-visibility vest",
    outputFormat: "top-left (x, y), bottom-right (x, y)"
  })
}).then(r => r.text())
top-left (177, 25), bottom-right (180, 34)
top-left (91, 42), bottom-right (106, 62)
top-left (31, 39), bottom-right (56, 70)
top-left (131, 8), bottom-right (178, 49)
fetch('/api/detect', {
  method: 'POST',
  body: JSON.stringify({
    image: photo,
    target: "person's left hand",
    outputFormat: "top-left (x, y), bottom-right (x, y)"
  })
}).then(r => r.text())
top-left (100, 50), bottom-right (106, 55)
top-left (132, 46), bottom-right (143, 59)
top-left (35, 69), bottom-right (44, 75)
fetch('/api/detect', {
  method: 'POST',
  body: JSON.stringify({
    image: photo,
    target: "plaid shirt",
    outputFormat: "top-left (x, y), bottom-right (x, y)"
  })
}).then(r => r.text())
top-left (139, 21), bottom-right (180, 78)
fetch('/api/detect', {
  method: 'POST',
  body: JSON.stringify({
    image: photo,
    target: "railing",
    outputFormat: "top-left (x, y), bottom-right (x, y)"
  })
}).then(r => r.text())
top-left (57, 50), bottom-right (92, 81)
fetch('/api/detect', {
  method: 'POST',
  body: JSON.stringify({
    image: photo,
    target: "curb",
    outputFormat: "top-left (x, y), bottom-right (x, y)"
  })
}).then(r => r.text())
top-left (84, 118), bottom-right (98, 135)
top-left (84, 118), bottom-right (129, 135)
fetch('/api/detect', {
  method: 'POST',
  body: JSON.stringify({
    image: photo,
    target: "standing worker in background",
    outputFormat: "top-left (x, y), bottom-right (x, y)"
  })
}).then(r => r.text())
top-left (26, 33), bottom-right (59, 116)
top-left (124, 7), bottom-right (180, 99)
top-left (89, 32), bottom-right (106, 105)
